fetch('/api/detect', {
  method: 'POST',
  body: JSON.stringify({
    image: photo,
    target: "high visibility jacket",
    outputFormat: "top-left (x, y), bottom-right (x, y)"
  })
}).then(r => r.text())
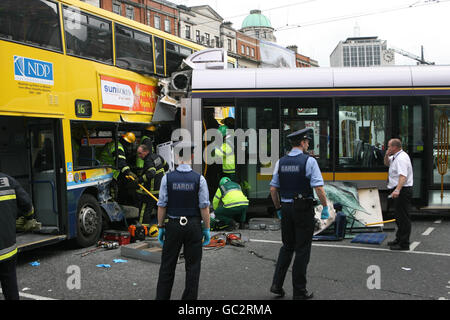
top-left (137, 153), bottom-right (168, 195)
top-left (213, 181), bottom-right (249, 210)
top-left (214, 142), bottom-right (235, 175)
top-left (0, 173), bottom-right (34, 262)
top-left (99, 141), bottom-right (131, 180)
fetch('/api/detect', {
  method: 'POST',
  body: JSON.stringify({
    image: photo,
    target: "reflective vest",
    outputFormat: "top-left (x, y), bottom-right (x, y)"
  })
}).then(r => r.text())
top-left (137, 154), bottom-right (167, 195)
top-left (278, 153), bottom-right (313, 199)
top-left (0, 173), bottom-right (33, 262)
top-left (166, 170), bottom-right (201, 217)
top-left (215, 142), bottom-right (235, 174)
top-left (213, 181), bottom-right (249, 210)
top-left (99, 141), bottom-right (129, 180)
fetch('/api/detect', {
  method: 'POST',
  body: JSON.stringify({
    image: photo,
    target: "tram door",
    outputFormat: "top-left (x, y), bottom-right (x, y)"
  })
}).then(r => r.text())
top-left (430, 99), bottom-right (450, 207)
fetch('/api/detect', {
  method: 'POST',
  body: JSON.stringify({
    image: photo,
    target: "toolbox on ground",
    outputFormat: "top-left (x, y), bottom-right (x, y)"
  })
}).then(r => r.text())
top-left (248, 218), bottom-right (280, 231)
top-left (103, 230), bottom-right (131, 246)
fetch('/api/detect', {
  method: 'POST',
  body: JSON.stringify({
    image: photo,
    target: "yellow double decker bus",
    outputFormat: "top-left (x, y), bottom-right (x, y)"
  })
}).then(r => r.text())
top-left (0, 0), bottom-right (235, 249)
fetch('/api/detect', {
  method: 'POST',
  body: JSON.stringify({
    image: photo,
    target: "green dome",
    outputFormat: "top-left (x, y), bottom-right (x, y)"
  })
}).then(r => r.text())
top-left (242, 10), bottom-right (272, 29)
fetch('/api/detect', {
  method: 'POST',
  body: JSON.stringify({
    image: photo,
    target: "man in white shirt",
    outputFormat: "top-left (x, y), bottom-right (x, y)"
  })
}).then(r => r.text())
top-left (384, 138), bottom-right (413, 250)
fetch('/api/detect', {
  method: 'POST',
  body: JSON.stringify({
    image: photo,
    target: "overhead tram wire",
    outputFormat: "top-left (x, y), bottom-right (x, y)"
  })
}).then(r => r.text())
top-left (275, 0), bottom-right (450, 31)
top-left (187, 0), bottom-right (318, 28)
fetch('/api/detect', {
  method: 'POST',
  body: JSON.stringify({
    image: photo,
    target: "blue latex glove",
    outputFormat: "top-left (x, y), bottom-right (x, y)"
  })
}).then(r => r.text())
top-left (158, 227), bottom-right (165, 246)
top-left (202, 228), bottom-right (211, 246)
top-left (321, 206), bottom-right (329, 220)
top-left (276, 209), bottom-right (282, 220)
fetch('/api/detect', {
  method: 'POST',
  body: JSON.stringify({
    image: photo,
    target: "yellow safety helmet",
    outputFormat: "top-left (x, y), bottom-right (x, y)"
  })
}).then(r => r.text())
top-left (149, 224), bottom-right (159, 237)
top-left (145, 125), bottom-right (157, 132)
top-left (122, 132), bottom-right (136, 144)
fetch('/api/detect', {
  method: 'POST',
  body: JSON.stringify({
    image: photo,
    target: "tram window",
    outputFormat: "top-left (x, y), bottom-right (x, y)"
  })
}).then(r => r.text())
top-left (338, 99), bottom-right (387, 169)
top-left (0, 0), bottom-right (62, 52)
top-left (166, 41), bottom-right (192, 75)
top-left (63, 7), bottom-right (113, 64)
top-left (280, 98), bottom-right (331, 118)
top-left (115, 24), bottom-right (153, 74)
top-left (154, 37), bottom-right (165, 75)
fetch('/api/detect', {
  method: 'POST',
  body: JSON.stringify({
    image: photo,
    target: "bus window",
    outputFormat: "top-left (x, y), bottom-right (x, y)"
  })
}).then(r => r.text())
top-left (166, 41), bottom-right (192, 75)
top-left (71, 122), bottom-right (115, 170)
top-left (338, 99), bottom-right (387, 168)
top-left (0, 0), bottom-right (62, 52)
top-left (115, 24), bottom-right (154, 74)
top-left (154, 36), bottom-right (165, 75)
top-left (63, 6), bottom-right (113, 64)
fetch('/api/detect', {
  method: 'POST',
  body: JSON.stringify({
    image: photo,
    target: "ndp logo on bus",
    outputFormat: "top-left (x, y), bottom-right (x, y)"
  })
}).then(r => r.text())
top-left (14, 56), bottom-right (54, 86)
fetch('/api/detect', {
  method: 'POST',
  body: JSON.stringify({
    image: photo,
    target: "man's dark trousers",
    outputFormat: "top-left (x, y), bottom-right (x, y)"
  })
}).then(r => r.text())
top-left (0, 256), bottom-right (19, 300)
top-left (156, 217), bottom-right (203, 300)
top-left (392, 187), bottom-right (412, 247)
top-left (272, 200), bottom-right (315, 296)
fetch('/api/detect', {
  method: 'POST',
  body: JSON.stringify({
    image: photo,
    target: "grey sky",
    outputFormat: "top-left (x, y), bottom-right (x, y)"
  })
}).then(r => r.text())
top-left (173, 0), bottom-right (450, 67)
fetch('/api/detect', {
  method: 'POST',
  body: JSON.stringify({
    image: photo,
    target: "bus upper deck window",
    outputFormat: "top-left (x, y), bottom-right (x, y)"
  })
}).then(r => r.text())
top-left (115, 24), bottom-right (153, 74)
top-left (154, 37), bottom-right (164, 75)
top-left (0, 0), bottom-right (62, 52)
top-left (63, 6), bottom-right (113, 64)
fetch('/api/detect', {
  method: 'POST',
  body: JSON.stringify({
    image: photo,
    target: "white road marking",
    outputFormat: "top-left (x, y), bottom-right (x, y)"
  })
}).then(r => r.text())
top-left (250, 239), bottom-right (450, 258)
top-left (409, 241), bottom-right (421, 251)
top-left (422, 227), bottom-right (435, 236)
top-left (0, 288), bottom-right (57, 300)
top-left (434, 220), bottom-right (442, 224)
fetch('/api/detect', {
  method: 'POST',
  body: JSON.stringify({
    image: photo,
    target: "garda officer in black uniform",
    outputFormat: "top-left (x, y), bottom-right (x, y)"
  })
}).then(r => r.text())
top-left (269, 129), bottom-right (329, 300)
top-left (135, 144), bottom-right (169, 226)
top-left (155, 141), bottom-right (211, 300)
top-left (0, 172), bottom-right (34, 300)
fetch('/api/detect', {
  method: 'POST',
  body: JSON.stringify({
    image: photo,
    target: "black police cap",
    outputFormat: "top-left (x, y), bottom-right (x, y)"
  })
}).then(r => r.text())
top-left (287, 128), bottom-right (313, 141)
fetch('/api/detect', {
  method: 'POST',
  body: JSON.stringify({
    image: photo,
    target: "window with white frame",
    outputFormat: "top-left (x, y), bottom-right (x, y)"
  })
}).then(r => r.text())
top-left (185, 25), bottom-right (191, 39)
top-left (125, 6), bottom-right (134, 20)
top-left (164, 19), bottom-right (170, 33)
top-left (196, 30), bottom-right (200, 43)
top-left (113, 3), bottom-right (121, 15)
top-left (154, 15), bottom-right (161, 29)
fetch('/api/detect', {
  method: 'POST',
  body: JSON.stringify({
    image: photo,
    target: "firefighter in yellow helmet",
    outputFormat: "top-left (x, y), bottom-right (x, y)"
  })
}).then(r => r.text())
top-left (212, 177), bottom-right (248, 230)
top-left (99, 132), bottom-right (137, 202)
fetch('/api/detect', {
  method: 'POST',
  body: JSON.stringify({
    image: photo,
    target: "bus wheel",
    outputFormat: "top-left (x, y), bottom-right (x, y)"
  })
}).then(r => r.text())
top-left (76, 194), bottom-right (102, 247)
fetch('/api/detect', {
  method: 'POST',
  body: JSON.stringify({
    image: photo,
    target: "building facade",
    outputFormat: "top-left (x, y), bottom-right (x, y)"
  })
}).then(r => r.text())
top-left (287, 45), bottom-right (319, 68)
top-left (236, 31), bottom-right (260, 68)
top-left (100, 0), bottom-right (179, 36)
top-left (88, 1), bottom-right (318, 69)
top-left (330, 36), bottom-right (395, 67)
